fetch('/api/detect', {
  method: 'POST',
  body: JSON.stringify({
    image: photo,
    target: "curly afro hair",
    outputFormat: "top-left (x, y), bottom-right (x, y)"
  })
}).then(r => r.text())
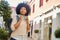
top-left (16, 3), bottom-right (31, 16)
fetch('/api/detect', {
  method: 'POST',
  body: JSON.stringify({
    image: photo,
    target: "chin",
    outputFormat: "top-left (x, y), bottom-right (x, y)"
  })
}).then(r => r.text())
top-left (21, 14), bottom-right (25, 15)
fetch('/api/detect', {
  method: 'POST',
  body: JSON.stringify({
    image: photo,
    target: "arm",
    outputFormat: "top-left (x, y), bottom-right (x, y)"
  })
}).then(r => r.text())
top-left (11, 15), bottom-right (23, 31)
top-left (14, 19), bottom-right (22, 29)
top-left (26, 17), bottom-right (30, 32)
top-left (14, 15), bottom-right (23, 30)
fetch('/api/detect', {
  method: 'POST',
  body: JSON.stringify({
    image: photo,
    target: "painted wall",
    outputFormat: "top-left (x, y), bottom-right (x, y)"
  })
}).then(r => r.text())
top-left (29, 0), bottom-right (60, 21)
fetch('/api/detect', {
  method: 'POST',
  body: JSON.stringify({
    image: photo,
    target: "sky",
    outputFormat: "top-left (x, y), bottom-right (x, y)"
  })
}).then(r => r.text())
top-left (5, 0), bottom-right (30, 7)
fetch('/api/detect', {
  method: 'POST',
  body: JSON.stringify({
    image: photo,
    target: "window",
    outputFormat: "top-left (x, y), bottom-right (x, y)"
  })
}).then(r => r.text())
top-left (39, 0), bottom-right (43, 7)
top-left (46, 0), bottom-right (48, 2)
top-left (40, 20), bottom-right (42, 28)
top-left (33, 4), bottom-right (35, 13)
top-left (30, 0), bottom-right (32, 3)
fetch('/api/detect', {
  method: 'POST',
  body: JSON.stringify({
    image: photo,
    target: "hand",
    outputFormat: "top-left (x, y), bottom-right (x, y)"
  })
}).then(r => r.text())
top-left (19, 15), bottom-right (23, 20)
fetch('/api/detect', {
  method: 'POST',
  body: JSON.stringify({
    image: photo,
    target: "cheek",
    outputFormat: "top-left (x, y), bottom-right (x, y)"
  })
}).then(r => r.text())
top-left (24, 10), bottom-right (27, 13)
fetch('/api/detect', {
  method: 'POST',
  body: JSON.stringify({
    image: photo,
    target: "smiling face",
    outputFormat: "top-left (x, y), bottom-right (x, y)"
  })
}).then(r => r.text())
top-left (20, 7), bottom-right (27, 15)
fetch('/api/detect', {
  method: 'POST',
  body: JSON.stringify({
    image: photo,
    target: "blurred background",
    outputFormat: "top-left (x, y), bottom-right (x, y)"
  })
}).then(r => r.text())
top-left (0, 0), bottom-right (60, 40)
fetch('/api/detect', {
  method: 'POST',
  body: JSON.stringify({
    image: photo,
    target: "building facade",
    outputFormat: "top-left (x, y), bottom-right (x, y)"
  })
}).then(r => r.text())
top-left (29, 0), bottom-right (60, 40)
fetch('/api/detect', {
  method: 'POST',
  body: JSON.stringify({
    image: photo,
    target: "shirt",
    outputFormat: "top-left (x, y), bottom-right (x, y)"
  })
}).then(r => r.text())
top-left (11, 16), bottom-right (27, 37)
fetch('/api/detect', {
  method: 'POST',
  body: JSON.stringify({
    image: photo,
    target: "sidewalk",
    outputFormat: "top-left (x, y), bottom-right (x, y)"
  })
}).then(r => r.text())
top-left (28, 37), bottom-right (34, 40)
top-left (8, 37), bottom-right (34, 40)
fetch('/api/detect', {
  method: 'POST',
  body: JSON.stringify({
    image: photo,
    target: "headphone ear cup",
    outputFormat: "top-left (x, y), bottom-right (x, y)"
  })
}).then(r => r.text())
top-left (23, 16), bottom-right (26, 20)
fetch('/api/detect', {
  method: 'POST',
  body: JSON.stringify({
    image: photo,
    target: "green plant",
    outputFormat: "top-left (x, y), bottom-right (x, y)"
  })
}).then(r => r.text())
top-left (0, 0), bottom-right (12, 28)
top-left (34, 29), bottom-right (39, 33)
top-left (0, 28), bottom-right (9, 40)
top-left (54, 28), bottom-right (60, 38)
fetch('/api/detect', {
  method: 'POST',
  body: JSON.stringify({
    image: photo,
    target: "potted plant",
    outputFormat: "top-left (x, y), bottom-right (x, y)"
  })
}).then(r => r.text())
top-left (34, 29), bottom-right (39, 33)
top-left (34, 29), bottom-right (39, 40)
top-left (54, 28), bottom-right (60, 40)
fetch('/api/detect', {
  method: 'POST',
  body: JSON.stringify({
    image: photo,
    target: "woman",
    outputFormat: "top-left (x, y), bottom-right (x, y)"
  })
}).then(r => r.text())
top-left (10, 3), bottom-right (31, 40)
